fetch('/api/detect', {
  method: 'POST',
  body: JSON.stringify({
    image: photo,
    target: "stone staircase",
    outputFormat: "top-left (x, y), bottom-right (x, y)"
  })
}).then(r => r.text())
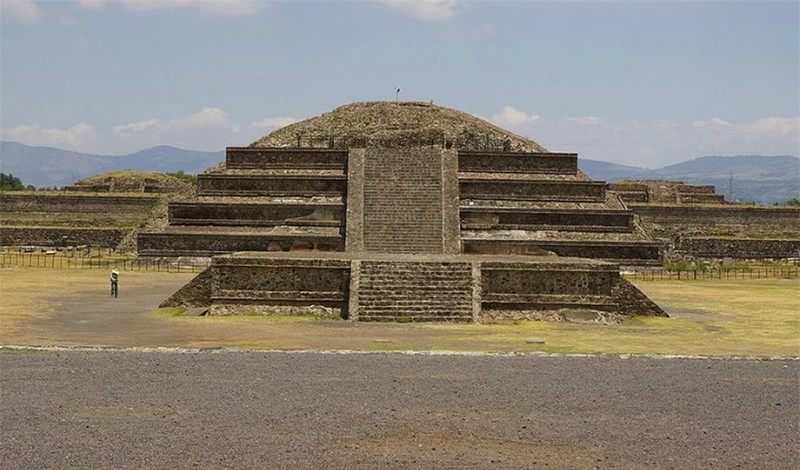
top-left (355, 261), bottom-right (474, 322)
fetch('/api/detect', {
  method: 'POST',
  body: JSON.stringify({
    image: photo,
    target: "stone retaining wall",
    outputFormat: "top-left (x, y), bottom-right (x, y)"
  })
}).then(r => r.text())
top-left (458, 151), bottom-right (577, 174)
top-left (462, 239), bottom-right (662, 265)
top-left (197, 174), bottom-right (346, 197)
top-left (226, 147), bottom-right (347, 170)
top-left (630, 204), bottom-right (800, 231)
top-left (209, 256), bottom-right (350, 316)
top-left (679, 237), bottom-right (800, 259)
top-left (460, 179), bottom-right (607, 202)
top-left (0, 193), bottom-right (158, 214)
top-left (460, 208), bottom-right (633, 232)
top-left (168, 203), bottom-right (344, 227)
top-left (0, 227), bottom-right (129, 248)
top-left (138, 232), bottom-right (344, 257)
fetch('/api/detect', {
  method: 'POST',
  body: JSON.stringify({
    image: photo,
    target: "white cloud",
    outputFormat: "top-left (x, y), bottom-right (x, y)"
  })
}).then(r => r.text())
top-left (2, 122), bottom-right (96, 148)
top-left (113, 118), bottom-right (165, 136)
top-left (113, 107), bottom-right (234, 136)
top-left (381, 0), bottom-right (457, 21)
top-left (248, 116), bottom-right (298, 130)
top-left (59, 15), bottom-right (79, 26)
top-left (492, 106), bottom-right (540, 128)
top-left (489, 106), bottom-right (800, 168)
top-left (746, 117), bottom-right (799, 138)
top-left (563, 116), bottom-right (605, 126)
top-left (693, 117), bottom-right (733, 130)
top-left (174, 107), bottom-right (232, 129)
top-left (121, 0), bottom-right (264, 16)
top-left (76, 0), bottom-right (106, 10)
top-left (106, 107), bottom-right (250, 152)
top-left (0, 0), bottom-right (46, 23)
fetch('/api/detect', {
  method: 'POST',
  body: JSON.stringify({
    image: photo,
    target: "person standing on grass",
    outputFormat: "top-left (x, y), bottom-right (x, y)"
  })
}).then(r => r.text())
top-left (110, 270), bottom-right (119, 298)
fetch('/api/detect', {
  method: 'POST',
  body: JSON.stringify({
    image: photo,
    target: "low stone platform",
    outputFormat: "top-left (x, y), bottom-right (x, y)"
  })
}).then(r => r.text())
top-left (460, 206), bottom-right (634, 232)
top-left (458, 151), bottom-right (578, 174)
top-left (461, 238), bottom-right (663, 266)
top-left (197, 174), bottom-right (346, 197)
top-left (166, 251), bottom-right (662, 321)
top-left (168, 202), bottom-right (344, 227)
top-left (0, 226), bottom-right (130, 248)
top-left (225, 147), bottom-right (348, 170)
top-left (138, 227), bottom-right (344, 257)
top-left (459, 177), bottom-right (607, 202)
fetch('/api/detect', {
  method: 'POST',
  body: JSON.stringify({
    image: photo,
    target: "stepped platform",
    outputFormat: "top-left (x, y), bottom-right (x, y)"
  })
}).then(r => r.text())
top-left (199, 252), bottom-right (628, 321)
top-left (678, 193), bottom-right (726, 204)
top-left (461, 237), bottom-right (662, 266)
top-left (460, 206), bottom-right (633, 232)
top-left (0, 226), bottom-right (129, 248)
top-left (459, 177), bottom-right (607, 202)
top-left (0, 193), bottom-right (159, 214)
top-left (138, 226), bottom-right (344, 257)
top-left (225, 147), bottom-right (347, 170)
top-left (613, 190), bottom-right (649, 204)
top-left (168, 202), bottom-right (344, 227)
top-left (154, 102), bottom-right (668, 321)
top-left (458, 151), bottom-right (578, 174)
top-left (197, 174), bottom-right (346, 197)
top-left (1, 192), bottom-right (160, 250)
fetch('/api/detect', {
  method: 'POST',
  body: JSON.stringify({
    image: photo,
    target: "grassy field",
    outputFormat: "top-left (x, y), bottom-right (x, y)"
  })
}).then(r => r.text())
top-left (1, 266), bottom-right (797, 357)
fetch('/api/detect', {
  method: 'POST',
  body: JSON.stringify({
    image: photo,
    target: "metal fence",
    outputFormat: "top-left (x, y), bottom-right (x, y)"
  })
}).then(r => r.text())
top-left (0, 252), bottom-right (209, 273)
top-left (625, 266), bottom-right (799, 281)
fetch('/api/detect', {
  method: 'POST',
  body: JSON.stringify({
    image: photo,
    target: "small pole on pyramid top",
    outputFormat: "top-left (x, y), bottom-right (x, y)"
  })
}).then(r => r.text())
top-left (395, 88), bottom-right (400, 102)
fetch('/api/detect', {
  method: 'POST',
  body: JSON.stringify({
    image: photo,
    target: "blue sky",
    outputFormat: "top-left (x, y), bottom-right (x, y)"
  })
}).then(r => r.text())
top-left (1, 0), bottom-right (798, 168)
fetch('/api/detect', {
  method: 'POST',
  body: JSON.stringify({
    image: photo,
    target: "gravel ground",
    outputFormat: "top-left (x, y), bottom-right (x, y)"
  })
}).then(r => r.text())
top-left (1, 351), bottom-right (797, 469)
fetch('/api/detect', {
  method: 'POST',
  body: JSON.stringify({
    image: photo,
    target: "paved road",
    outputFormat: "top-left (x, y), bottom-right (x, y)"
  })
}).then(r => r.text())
top-left (2, 351), bottom-right (797, 469)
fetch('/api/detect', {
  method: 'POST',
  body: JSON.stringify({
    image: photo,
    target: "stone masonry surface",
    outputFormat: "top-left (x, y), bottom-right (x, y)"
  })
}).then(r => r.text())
top-left (363, 148), bottom-right (444, 253)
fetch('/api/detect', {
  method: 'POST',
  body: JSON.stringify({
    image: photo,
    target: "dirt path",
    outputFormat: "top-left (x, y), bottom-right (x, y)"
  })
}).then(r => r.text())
top-left (25, 270), bottom-right (197, 347)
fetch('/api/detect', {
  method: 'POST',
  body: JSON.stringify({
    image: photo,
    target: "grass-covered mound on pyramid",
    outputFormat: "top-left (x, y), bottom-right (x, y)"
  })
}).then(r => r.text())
top-left (251, 101), bottom-right (547, 152)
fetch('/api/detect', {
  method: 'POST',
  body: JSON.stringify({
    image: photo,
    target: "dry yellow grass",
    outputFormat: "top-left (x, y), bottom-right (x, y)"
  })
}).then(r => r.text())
top-left (1, 266), bottom-right (797, 357)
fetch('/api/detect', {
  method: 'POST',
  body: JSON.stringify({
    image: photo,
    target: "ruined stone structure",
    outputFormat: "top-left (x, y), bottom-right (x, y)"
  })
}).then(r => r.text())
top-left (613, 180), bottom-right (800, 259)
top-left (611, 180), bottom-right (726, 205)
top-left (0, 172), bottom-right (193, 251)
top-left (0, 192), bottom-right (160, 248)
top-left (147, 102), bottom-right (664, 321)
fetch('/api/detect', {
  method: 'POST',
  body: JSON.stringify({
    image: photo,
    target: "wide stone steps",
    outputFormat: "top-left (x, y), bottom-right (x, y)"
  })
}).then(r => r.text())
top-left (225, 147), bottom-right (347, 170)
top-left (356, 261), bottom-right (474, 322)
top-left (460, 207), bottom-right (634, 232)
top-left (459, 178), bottom-right (607, 202)
top-left (458, 151), bottom-right (578, 175)
top-left (462, 238), bottom-right (662, 266)
top-left (197, 174), bottom-right (346, 197)
top-left (137, 229), bottom-right (344, 257)
top-left (168, 202), bottom-right (344, 228)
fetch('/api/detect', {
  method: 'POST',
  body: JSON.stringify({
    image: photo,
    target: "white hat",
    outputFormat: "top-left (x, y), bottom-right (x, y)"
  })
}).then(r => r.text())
top-left (111, 270), bottom-right (119, 274)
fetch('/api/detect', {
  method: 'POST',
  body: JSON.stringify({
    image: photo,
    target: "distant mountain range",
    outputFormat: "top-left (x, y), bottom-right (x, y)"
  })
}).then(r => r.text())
top-left (0, 141), bottom-right (223, 189)
top-left (579, 155), bottom-right (799, 204)
top-left (1, 141), bottom-right (797, 204)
